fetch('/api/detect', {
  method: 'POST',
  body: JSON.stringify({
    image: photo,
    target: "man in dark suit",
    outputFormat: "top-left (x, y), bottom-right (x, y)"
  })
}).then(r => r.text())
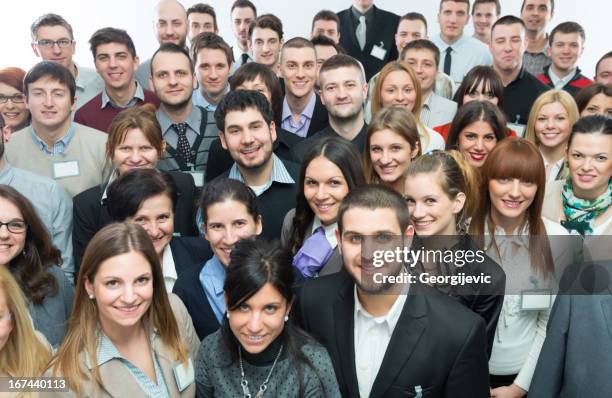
top-left (296, 185), bottom-right (490, 398)
top-left (337, 0), bottom-right (399, 81)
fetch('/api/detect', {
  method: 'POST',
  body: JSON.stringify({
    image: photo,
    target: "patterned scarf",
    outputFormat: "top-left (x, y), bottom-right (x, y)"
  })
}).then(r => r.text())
top-left (561, 179), bottom-right (612, 235)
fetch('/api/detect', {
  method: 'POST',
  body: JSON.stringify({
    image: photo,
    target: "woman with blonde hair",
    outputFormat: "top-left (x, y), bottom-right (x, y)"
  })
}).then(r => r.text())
top-left (524, 90), bottom-right (580, 188)
top-left (364, 107), bottom-right (421, 193)
top-left (48, 223), bottom-right (199, 397)
top-left (0, 266), bottom-right (51, 386)
top-left (370, 61), bottom-right (444, 153)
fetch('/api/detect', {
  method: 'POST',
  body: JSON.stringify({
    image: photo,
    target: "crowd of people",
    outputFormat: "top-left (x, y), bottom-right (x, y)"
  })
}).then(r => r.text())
top-left (0, 0), bottom-right (611, 397)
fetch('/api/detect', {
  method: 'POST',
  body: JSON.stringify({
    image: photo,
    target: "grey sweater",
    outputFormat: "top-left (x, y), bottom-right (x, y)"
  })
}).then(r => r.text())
top-left (195, 329), bottom-right (341, 398)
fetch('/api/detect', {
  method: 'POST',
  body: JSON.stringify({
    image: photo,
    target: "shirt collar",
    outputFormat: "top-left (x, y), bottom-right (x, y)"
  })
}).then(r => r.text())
top-left (201, 255), bottom-right (226, 295)
top-left (312, 218), bottom-right (338, 247)
top-left (422, 91), bottom-right (434, 110)
top-left (281, 92), bottom-right (316, 122)
top-left (351, 5), bottom-right (375, 22)
top-left (0, 161), bottom-right (13, 182)
top-left (161, 245), bottom-right (177, 283)
top-left (101, 81), bottom-right (144, 109)
top-left (88, 329), bottom-right (157, 369)
top-left (193, 86), bottom-right (229, 111)
top-left (353, 285), bottom-right (407, 332)
top-left (438, 32), bottom-right (466, 48)
top-left (157, 104), bottom-right (201, 137)
top-left (549, 67), bottom-right (577, 87)
top-left (100, 170), bottom-right (119, 203)
top-left (30, 122), bottom-right (76, 154)
top-left (228, 153), bottom-right (295, 188)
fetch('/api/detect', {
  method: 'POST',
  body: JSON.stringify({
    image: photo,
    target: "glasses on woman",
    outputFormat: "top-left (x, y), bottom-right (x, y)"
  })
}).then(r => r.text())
top-left (0, 94), bottom-right (25, 104)
top-left (0, 220), bottom-right (27, 234)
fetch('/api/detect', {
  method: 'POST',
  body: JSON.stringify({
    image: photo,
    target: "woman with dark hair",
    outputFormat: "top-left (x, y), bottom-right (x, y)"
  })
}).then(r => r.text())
top-left (173, 178), bottom-right (262, 339)
top-left (106, 168), bottom-right (211, 293)
top-left (205, 63), bottom-right (303, 182)
top-left (48, 223), bottom-right (199, 397)
top-left (72, 104), bottom-right (198, 270)
top-left (0, 185), bottom-right (73, 348)
top-left (445, 101), bottom-right (508, 169)
top-left (282, 137), bottom-right (365, 278)
top-left (0, 67), bottom-right (29, 140)
top-left (195, 238), bottom-right (341, 397)
top-left (574, 83), bottom-right (612, 117)
top-left (468, 138), bottom-right (573, 396)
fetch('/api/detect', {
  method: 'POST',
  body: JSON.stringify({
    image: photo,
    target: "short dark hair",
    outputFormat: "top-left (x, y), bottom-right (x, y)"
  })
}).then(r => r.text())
top-left (230, 0), bottom-right (257, 15)
top-left (520, 0), bottom-right (555, 14)
top-left (399, 12), bottom-right (428, 33)
top-left (24, 61), bottom-right (76, 102)
top-left (439, 0), bottom-right (470, 12)
top-left (575, 83), bottom-right (612, 114)
top-left (30, 13), bottom-right (73, 41)
top-left (248, 14), bottom-right (283, 41)
top-left (151, 43), bottom-right (194, 75)
top-left (187, 3), bottom-right (218, 31)
top-left (337, 185), bottom-right (410, 235)
top-left (310, 35), bottom-right (344, 54)
top-left (568, 114), bottom-right (612, 148)
top-left (491, 15), bottom-right (526, 35)
top-left (472, 0), bottom-right (501, 15)
top-left (230, 62), bottom-right (283, 121)
top-left (107, 168), bottom-right (178, 221)
top-left (318, 53), bottom-right (365, 84)
top-left (89, 27), bottom-right (137, 59)
top-left (549, 21), bottom-right (586, 46)
top-left (311, 10), bottom-right (340, 32)
top-left (453, 65), bottom-right (505, 107)
top-left (402, 39), bottom-right (441, 67)
top-left (214, 90), bottom-right (273, 132)
top-left (190, 32), bottom-right (233, 65)
top-left (199, 178), bottom-right (259, 226)
top-left (596, 51), bottom-right (612, 76)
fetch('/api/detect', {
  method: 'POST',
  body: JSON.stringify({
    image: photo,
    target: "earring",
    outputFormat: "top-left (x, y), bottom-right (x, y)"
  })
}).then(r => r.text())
top-left (89, 294), bottom-right (94, 300)
top-left (226, 313), bottom-right (230, 319)
top-left (284, 315), bottom-right (289, 322)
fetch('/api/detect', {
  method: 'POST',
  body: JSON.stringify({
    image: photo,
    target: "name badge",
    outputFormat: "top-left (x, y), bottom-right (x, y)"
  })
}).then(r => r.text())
top-left (173, 358), bottom-right (195, 392)
top-left (189, 171), bottom-right (204, 187)
top-left (53, 160), bottom-right (80, 179)
top-left (520, 289), bottom-right (552, 311)
top-left (508, 122), bottom-right (526, 137)
top-left (370, 42), bottom-right (387, 60)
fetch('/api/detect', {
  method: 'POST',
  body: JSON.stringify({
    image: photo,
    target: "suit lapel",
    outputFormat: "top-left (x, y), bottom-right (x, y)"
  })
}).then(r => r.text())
top-left (341, 10), bottom-right (360, 52)
top-left (333, 279), bottom-right (360, 398)
top-left (98, 360), bottom-right (147, 398)
top-left (363, 6), bottom-right (379, 51)
top-left (154, 340), bottom-right (183, 398)
top-left (369, 288), bottom-right (428, 398)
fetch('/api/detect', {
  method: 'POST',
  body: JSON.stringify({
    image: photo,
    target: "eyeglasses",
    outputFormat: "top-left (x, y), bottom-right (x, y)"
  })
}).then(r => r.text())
top-left (0, 220), bottom-right (27, 234)
top-left (0, 94), bottom-right (25, 104)
top-left (33, 38), bottom-right (74, 48)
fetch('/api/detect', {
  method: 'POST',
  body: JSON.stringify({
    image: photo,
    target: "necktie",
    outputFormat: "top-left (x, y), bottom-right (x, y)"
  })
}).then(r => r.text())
top-left (171, 123), bottom-right (193, 165)
top-left (443, 47), bottom-right (453, 76)
top-left (292, 227), bottom-right (334, 278)
top-left (356, 15), bottom-right (366, 51)
top-left (241, 52), bottom-right (249, 65)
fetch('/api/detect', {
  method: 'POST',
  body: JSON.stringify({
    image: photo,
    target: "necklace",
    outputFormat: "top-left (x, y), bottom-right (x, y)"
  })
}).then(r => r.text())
top-left (238, 343), bottom-right (284, 398)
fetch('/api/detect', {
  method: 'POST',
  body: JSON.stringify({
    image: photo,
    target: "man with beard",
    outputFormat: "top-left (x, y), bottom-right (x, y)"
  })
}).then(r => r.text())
top-left (296, 184), bottom-right (490, 398)
top-left (213, 90), bottom-right (298, 240)
top-left (292, 54), bottom-right (367, 160)
top-left (150, 43), bottom-right (217, 184)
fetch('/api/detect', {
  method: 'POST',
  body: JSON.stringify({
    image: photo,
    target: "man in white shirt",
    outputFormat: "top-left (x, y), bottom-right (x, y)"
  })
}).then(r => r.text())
top-left (471, 0), bottom-right (500, 45)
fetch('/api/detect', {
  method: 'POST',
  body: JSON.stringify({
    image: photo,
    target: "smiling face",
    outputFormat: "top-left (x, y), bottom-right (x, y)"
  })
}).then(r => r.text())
top-left (568, 132), bottom-right (612, 200)
top-left (319, 66), bottom-right (366, 121)
top-left (0, 83), bottom-right (28, 131)
top-left (280, 47), bottom-right (316, 100)
top-left (126, 194), bottom-right (174, 258)
top-left (204, 199), bottom-right (262, 266)
top-left (472, 2), bottom-right (498, 38)
top-left (488, 177), bottom-right (538, 228)
top-left (520, 0), bottom-right (553, 34)
top-left (395, 19), bottom-right (427, 54)
top-left (94, 42), bottom-right (139, 92)
top-left (228, 282), bottom-right (290, 354)
top-left (251, 28), bottom-right (282, 67)
top-left (534, 102), bottom-right (571, 150)
top-left (380, 70), bottom-right (417, 112)
top-left (31, 25), bottom-right (75, 70)
top-left (303, 156), bottom-right (350, 226)
top-left (370, 129), bottom-right (419, 185)
top-left (404, 172), bottom-right (464, 236)
top-left (437, 1), bottom-right (470, 43)
top-left (195, 48), bottom-right (231, 99)
top-left (151, 50), bottom-right (196, 109)
top-left (0, 197), bottom-right (26, 267)
top-left (458, 120), bottom-right (499, 167)
top-left (26, 76), bottom-right (74, 132)
top-left (549, 32), bottom-right (584, 74)
top-left (112, 128), bottom-right (160, 175)
top-left (403, 48), bottom-right (437, 94)
top-left (85, 250), bottom-right (154, 333)
top-left (581, 93), bottom-right (612, 118)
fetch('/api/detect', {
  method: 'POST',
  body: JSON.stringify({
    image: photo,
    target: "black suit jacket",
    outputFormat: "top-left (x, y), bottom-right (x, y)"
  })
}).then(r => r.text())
top-left (72, 171), bottom-right (198, 273)
top-left (279, 80), bottom-right (329, 139)
top-left (169, 236), bottom-right (212, 275)
top-left (337, 6), bottom-right (399, 81)
top-left (296, 270), bottom-right (490, 398)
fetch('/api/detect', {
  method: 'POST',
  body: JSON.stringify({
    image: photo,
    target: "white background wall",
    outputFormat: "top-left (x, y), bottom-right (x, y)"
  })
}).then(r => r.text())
top-left (2, 1), bottom-right (608, 78)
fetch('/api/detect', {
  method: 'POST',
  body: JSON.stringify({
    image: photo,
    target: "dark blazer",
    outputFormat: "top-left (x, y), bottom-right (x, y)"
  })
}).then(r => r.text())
top-left (72, 171), bottom-right (198, 272)
top-left (169, 236), bottom-right (212, 274)
top-left (279, 80), bottom-right (329, 139)
top-left (296, 270), bottom-right (490, 398)
top-left (204, 127), bottom-right (304, 183)
top-left (337, 6), bottom-right (399, 81)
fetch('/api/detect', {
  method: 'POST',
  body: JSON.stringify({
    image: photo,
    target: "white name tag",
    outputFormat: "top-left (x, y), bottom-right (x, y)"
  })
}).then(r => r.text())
top-left (173, 358), bottom-right (195, 392)
top-left (189, 171), bottom-right (204, 187)
top-left (520, 289), bottom-right (552, 311)
top-left (53, 160), bottom-right (80, 179)
top-left (370, 44), bottom-right (387, 60)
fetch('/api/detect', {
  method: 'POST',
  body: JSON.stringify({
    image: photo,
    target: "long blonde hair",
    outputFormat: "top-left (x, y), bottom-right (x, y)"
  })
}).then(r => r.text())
top-left (48, 223), bottom-right (188, 395)
top-left (524, 90), bottom-right (580, 147)
top-left (0, 266), bottom-right (51, 378)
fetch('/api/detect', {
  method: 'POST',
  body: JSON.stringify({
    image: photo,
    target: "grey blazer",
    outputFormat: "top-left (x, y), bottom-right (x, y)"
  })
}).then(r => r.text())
top-left (281, 209), bottom-right (343, 277)
top-left (420, 92), bottom-right (458, 128)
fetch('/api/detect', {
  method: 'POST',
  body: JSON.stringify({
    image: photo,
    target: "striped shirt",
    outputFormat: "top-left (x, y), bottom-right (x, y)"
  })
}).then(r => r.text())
top-left (30, 123), bottom-right (76, 155)
top-left (228, 154), bottom-right (295, 195)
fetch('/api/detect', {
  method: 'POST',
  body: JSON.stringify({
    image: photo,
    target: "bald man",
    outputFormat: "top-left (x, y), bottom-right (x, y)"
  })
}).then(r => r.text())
top-left (136, 0), bottom-right (188, 89)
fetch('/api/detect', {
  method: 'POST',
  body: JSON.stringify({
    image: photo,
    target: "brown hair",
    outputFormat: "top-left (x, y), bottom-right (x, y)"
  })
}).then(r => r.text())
top-left (248, 13), bottom-right (283, 41)
top-left (468, 138), bottom-right (554, 276)
top-left (0, 67), bottom-right (26, 93)
top-left (191, 31), bottom-right (233, 66)
top-left (106, 104), bottom-right (164, 162)
top-left (48, 223), bottom-right (188, 395)
top-left (0, 185), bottom-right (59, 305)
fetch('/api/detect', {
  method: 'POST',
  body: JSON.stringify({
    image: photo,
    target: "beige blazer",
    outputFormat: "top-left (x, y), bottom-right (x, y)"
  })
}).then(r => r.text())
top-left (43, 294), bottom-right (199, 398)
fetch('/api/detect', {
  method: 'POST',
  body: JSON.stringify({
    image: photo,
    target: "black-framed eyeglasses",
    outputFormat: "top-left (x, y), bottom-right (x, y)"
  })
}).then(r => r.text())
top-left (0, 94), bottom-right (25, 104)
top-left (33, 39), bottom-right (74, 48)
top-left (0, 221), bottom-right (27, 234)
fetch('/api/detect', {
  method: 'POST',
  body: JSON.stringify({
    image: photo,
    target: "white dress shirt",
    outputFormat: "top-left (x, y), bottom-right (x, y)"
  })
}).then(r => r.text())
top-left (161, 245), bottom-right (178, 293)
top-left (431, 33), bottom-right (492, 86)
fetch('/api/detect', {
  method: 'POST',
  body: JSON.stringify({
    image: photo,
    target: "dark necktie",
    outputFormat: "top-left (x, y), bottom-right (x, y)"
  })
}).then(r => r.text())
top-left (171, 123), bottom-right (193, 165)
top-left (443, 47), bottom-right (453, 75)
top-left (241, 53), bottom-right (249, 65)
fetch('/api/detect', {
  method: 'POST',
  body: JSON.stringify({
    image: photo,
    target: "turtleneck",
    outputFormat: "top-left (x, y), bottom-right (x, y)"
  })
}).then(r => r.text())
top-left (241, 334), bottom-right (285, 367)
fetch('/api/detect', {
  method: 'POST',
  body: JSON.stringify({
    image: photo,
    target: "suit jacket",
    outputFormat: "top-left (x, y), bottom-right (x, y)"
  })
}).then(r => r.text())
top-left (337, 6), bottom-right (399, 81)
top-left (169, 236), bottom-right (212, 275)
top-left (72, 171), bottom-right (198, 272)
top-left (421, 92), bottom-right (458, 129)
top-left (296, 270), bottom-right (490, 398)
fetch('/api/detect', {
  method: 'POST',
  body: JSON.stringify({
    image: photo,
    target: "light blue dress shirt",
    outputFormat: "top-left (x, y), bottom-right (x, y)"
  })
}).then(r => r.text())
top-left (281, 92), bottom-right (316, 137)
top-left (199, 255), bottom-right (227, 323)
top-left (30, 123), bottom-right (76, 155)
